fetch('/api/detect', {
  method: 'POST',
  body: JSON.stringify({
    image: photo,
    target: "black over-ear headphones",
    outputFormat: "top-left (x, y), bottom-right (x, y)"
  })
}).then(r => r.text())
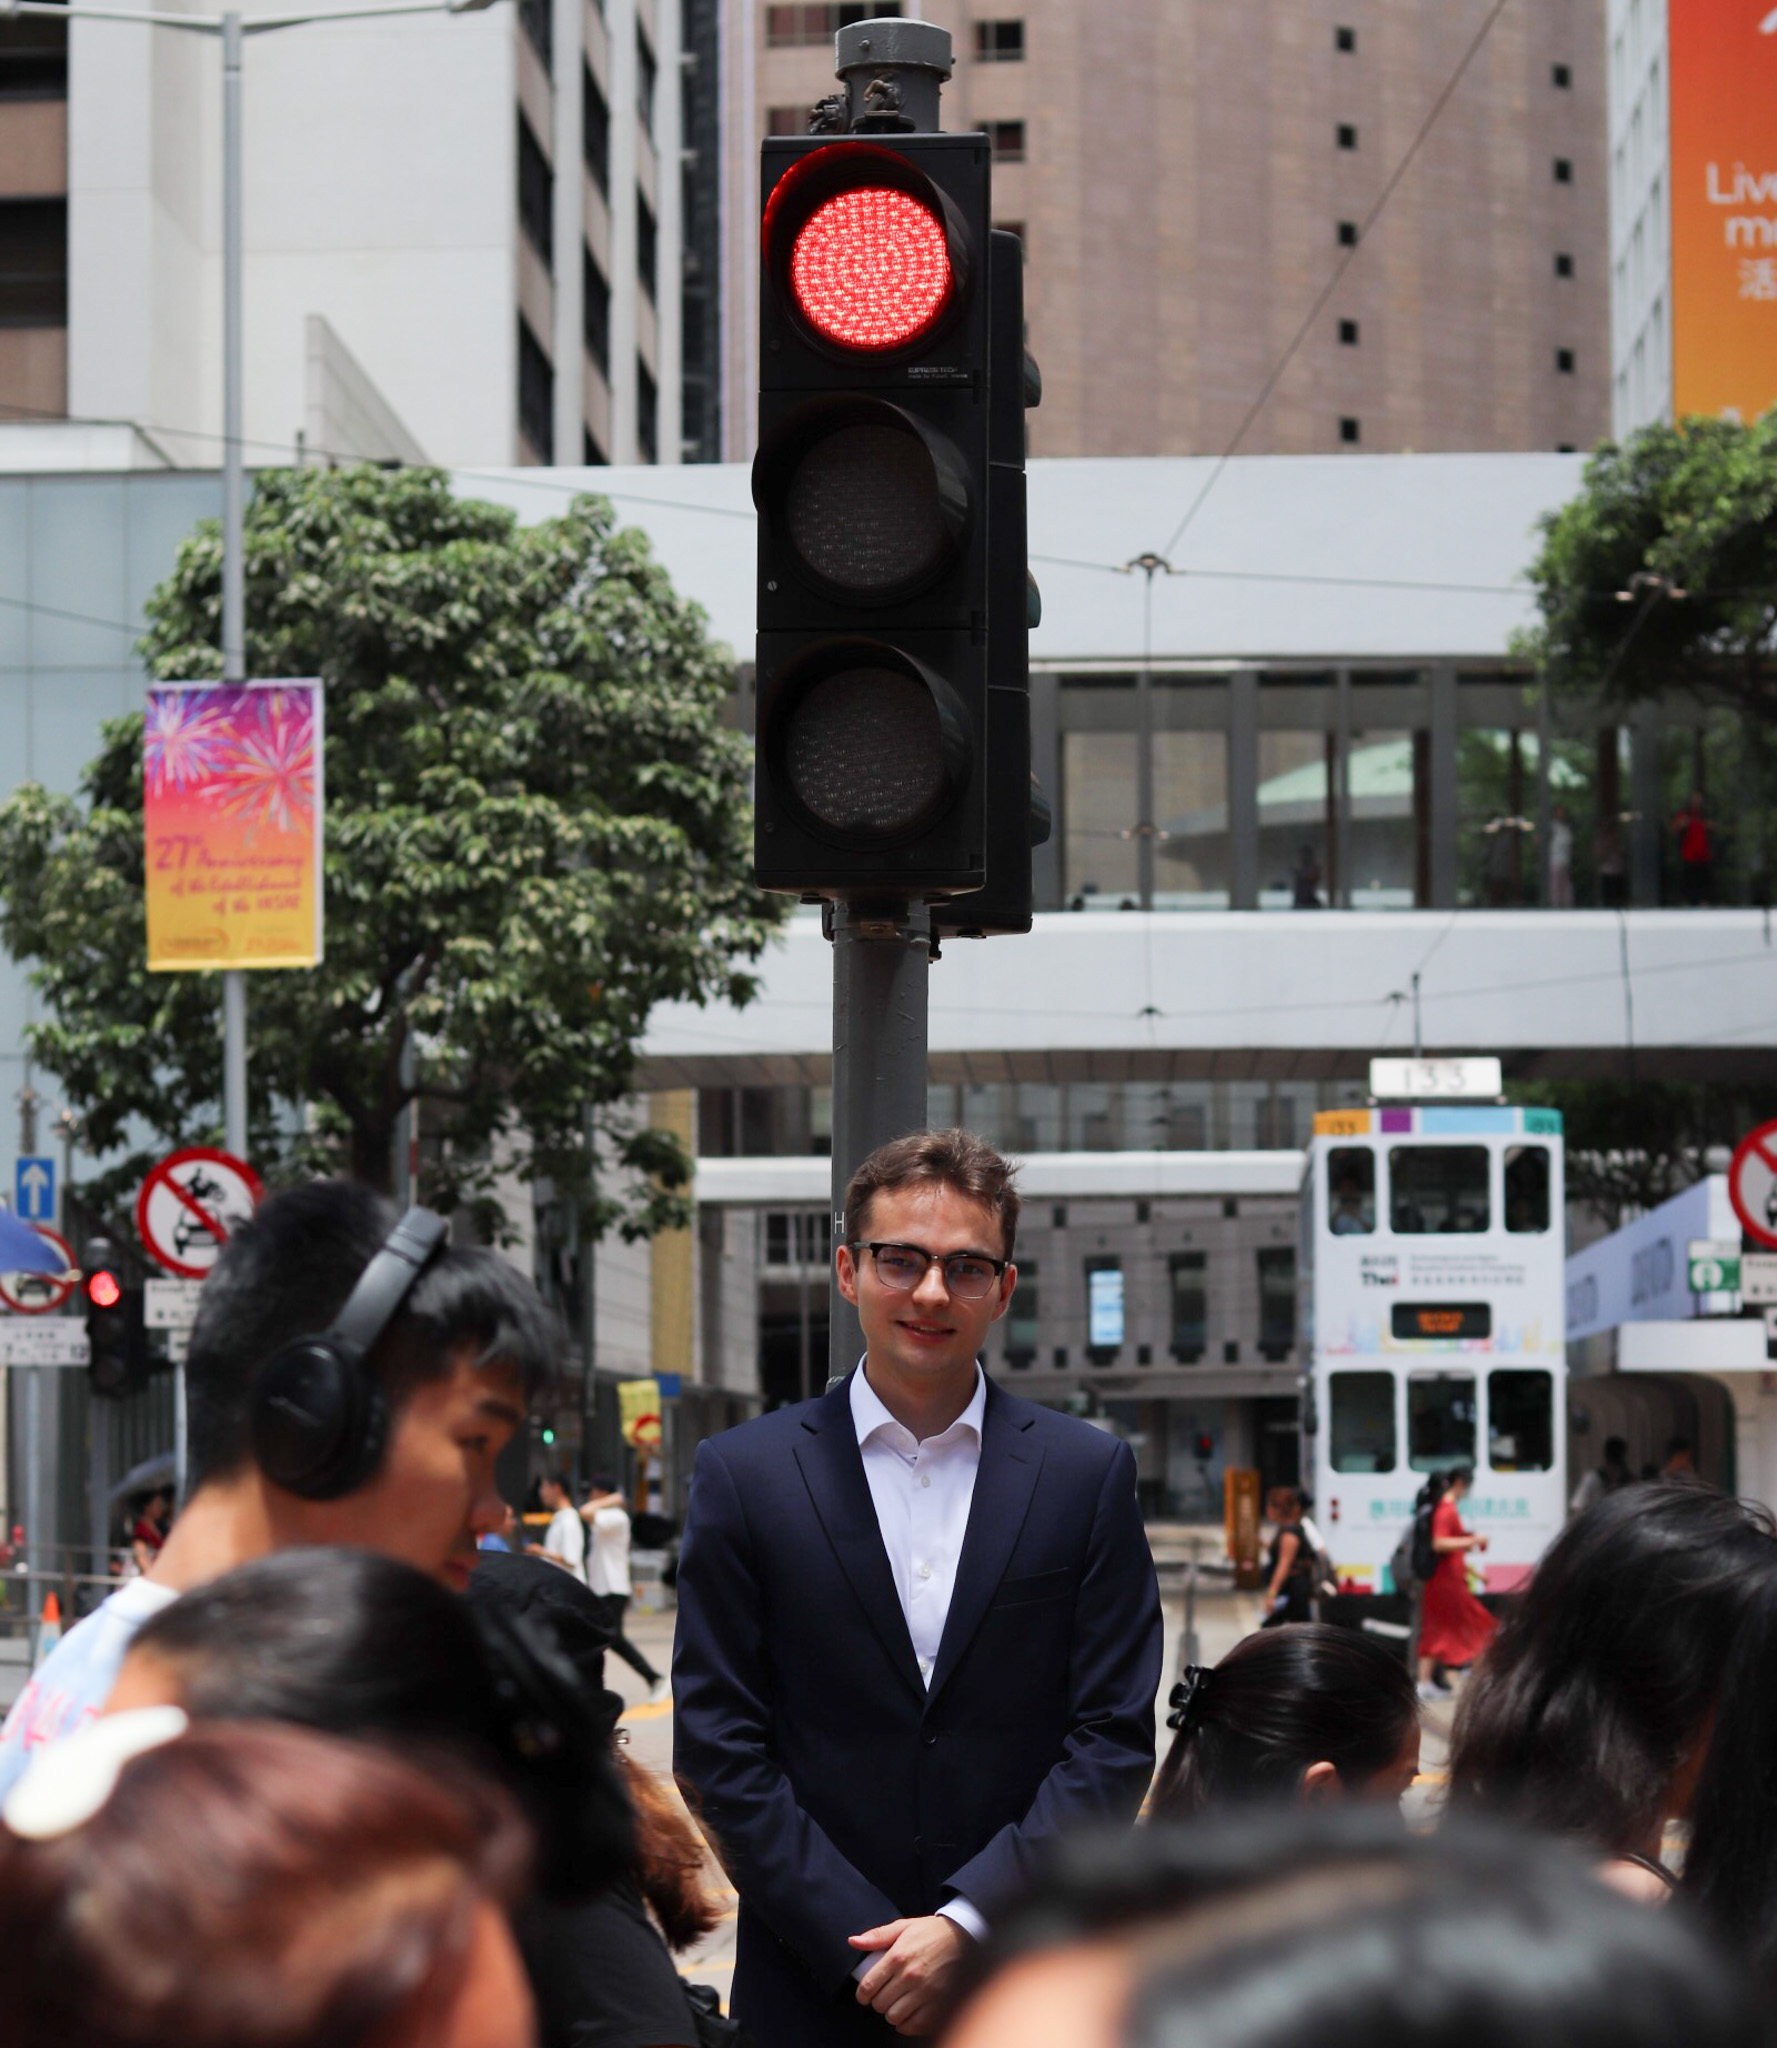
top-left (250, 1207), bottom-right (450, 1501)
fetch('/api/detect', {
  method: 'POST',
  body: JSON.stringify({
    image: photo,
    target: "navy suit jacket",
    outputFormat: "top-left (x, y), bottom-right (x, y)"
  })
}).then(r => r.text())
top-left (672, 1370), bottom-right (1162, 2048)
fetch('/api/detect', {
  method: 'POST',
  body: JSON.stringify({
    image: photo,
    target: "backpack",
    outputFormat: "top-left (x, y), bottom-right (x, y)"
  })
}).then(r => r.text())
top-left (1391, 1503), bottom-right (1438, 1593)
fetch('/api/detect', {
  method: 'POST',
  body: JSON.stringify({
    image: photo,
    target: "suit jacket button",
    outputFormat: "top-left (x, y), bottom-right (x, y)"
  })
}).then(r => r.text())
top-left (922, 1731), bottom-right (939, 1747)
top-left (914, 1835), bottom-right (924, 1853)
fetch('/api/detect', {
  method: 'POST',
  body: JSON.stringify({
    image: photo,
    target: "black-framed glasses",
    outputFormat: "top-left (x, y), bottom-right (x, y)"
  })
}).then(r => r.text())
top-left (850, 1241), bottom-right (1008, 1301)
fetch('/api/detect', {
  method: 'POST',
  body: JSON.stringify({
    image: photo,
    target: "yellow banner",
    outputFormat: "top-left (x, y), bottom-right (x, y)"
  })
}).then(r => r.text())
top-left (618, 1377), bottom-right (663, 1448)
top-left (144, 681), bottom-right (324, 971)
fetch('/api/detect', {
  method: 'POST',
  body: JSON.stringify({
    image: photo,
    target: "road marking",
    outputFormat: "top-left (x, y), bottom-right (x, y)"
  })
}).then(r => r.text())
top-left (620, 1696), bottom-right (674, 1722)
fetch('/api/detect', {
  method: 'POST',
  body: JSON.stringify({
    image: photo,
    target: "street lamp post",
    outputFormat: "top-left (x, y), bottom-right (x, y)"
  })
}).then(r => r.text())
top-left (4, 0), bottom-right (502, 1156)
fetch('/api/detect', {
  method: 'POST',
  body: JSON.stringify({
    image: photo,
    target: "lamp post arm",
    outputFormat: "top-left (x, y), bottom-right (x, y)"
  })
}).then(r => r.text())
top-left (0, 0), bottom-right (485, 28)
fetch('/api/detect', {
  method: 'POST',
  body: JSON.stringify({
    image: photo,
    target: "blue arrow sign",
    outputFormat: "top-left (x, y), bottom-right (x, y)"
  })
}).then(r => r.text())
top-left (15, 1156), bottom-right (55, 1225)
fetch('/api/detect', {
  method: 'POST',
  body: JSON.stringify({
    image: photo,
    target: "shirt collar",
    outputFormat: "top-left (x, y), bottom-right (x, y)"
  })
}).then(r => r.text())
top-left (851, 1359), bottom-right (987, 1450)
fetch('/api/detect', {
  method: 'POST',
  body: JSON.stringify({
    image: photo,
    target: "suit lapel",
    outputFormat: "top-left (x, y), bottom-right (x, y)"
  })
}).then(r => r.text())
top-left (927, 1381), bottom-right (1044, 1704)
top-left (792, 1374), bottom-right (925, 1701)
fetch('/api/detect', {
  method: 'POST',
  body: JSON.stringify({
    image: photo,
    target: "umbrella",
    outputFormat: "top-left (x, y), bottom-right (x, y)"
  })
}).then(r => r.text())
top-left (0, 1208), bottom-right (67, 1276)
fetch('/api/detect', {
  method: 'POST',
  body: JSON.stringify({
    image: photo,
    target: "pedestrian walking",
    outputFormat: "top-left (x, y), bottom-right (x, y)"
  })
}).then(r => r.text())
top-left (0, 1180), bottom-right (560, 1796)
top-left (1148, 1624), bottom-right (1420, 1820)
top-left (1449, 1482), bottom-right (1777, 1978)
top-left (1674, 789), bottom-right (1715, 904)
top-left (1259, 1486), bottom-right (1315, 1626)
top-left (580, 1475), bottom-right (670, 1700)
top-left (1548, 800), bottom-right (1575, 907)
top-left (673, 1129), bottom-right (1162, 2047)
top-left (531, 1473), bottom-right (588, 1582)
top-left (1416, 1465), bottom-right (1493, 1696)
top-left (1570, 1434), bottom-right (1632, 1516)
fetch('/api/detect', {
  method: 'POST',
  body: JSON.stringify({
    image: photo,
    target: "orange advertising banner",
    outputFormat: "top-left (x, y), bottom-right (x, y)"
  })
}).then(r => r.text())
top-left (144, 681), bottom-right (324, 971)
top-left (1669, 1), bottom-right (1777, 422)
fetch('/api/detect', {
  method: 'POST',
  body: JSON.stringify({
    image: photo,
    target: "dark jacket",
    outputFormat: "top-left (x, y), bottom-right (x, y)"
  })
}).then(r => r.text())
top-left (672, 1370), bottom-right (1162, 2048)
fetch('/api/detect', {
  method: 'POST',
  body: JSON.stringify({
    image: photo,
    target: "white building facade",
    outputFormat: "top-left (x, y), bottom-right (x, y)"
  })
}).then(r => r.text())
top-left (1606, 0), bottom-right (1672, 436)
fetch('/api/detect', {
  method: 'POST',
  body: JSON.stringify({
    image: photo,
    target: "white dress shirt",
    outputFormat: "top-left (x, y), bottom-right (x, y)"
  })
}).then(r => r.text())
top-left (849, 1362), bottom-right (991, 1952)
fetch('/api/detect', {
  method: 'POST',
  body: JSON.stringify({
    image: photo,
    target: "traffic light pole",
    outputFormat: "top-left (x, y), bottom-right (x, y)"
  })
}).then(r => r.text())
top-left (827, 900), bottom-right (932, 1381)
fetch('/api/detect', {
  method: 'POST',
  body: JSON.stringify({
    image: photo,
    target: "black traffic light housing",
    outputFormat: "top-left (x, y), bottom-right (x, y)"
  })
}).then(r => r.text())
top-left (754, 133), bottom-right (993, 900)
top-left (83, 1235), bottom-right (148, 1400)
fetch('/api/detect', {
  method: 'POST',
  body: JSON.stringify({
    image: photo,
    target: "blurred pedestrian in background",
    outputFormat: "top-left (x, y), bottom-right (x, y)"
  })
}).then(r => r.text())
top-left (1259, 1487), bottom-right (1315, 1626)
top-left (1148, 1624), bottom-right (1419, 1822)
top-left (1416, 1464), bottom-right (1493, 1698)
top-left (533, 1471), bottom-right (589, 1582)
top-left (943, 1811), bottom-right (1771, 2048)
top-left (127, 1487), bottom-right (171, 1576)
top-left (1570, 1435), bottom-right (1632, 1517)
top-left (1450, 1482), bottom-right (1777, 1978)
top-left (581, 1472), bottom-right (669, 1700)
top-left (0, 1713), bottom-right (533, 2048)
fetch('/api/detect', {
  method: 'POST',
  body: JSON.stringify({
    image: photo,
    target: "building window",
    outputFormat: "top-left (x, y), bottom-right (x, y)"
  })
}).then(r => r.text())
top-left (765, 2), bottom-right (901, 48)
top-left (1256, 1094), bottom-right (1297, 1149)
top-left (1554, 251), bottom-right (1574, 277)
top-left (1257, 1246), bottom-right (1296, 1361)
top-left (1337, 220), bottom-right (1358, 246)
top-left (1337, 317), bottom-right (1359, 345)
top-left (1004, 1259), bottom-right (1038, 1364)
top-left (583, 246), bottom-right (609, 373)
top-left (1551, 61), bottom-right (1571, 87)
top-left (763, 1211), bottom-right (831, 1266)
top-left (636, 25), bottom-right (656, 135)
top-left (584, 64), bottom-right (609, 195)
top-left (0, 197), bottom-right (67, 325)
top-left (974, 19), bottom-right (1024, 61)
top-left (1334, 23), bottom-right (1355, 51)
top-left (637, 195), bottom-right (657, 301)
top-left (518, 0), bottom-right (552, 71)
top-left (1339, 415), bottom-right (1361, 443)
top-left (517, 114), bottom-right (553, 265)
top-left (988, 120), bottom-right (1026, 162)
top-left (583, 427), bottom-right (607, 464)
top-left (637, 357), bottom-right (658, 462)
top-left (1169, 1252), bottom-right (1207, 1364)
top-left (0, 18), bottom-right (68, 99)
top-left (518, 316), bottom-right (554, 461)
top-left (1336, 123), bottom-right (1358, 149)
top-left (767, 104), bottom-right (806, 136)
top-left (1554, 157), bottom-right (1573, 182)
top-left (1556, 347), bottom-right (1575, 373)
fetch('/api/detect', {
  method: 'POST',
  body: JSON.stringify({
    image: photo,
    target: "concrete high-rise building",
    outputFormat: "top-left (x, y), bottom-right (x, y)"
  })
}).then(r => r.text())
top-left (708, 0), bottom-right (1611, 463)
top-left (0, 0), bottom-right (681, 468)
top-left (1605, 0), bottom-right (1671, 436)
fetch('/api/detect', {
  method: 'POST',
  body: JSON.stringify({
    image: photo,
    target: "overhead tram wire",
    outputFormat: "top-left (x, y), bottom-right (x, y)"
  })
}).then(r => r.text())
top-left (1154, 0), bottom-right (1517, 564)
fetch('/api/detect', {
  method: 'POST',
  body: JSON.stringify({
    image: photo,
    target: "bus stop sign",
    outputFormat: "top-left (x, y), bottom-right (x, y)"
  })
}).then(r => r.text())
top-left (1728, 1121), bottom-right (1777, 1251)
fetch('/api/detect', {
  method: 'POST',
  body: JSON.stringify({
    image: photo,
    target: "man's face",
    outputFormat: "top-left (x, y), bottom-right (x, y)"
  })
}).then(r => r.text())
top-left (836, 1181), bottom-right (1015, 1388)
top-left (309, 1350), bottom-right (526, 1591)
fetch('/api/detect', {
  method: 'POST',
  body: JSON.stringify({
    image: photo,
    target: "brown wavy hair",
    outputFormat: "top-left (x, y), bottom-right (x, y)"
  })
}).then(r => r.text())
top-left (622, 1747), bottom-right (725, 1949)
top-left (843, 1128), bottom-right (1021, 1257)
top-left (0, 1719), bottom-right (529, 2048)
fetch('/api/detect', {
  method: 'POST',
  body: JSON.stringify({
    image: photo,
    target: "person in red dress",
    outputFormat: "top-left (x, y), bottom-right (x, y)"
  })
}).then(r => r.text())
top-left (1417, 1466), bottom-right (1494, 1696)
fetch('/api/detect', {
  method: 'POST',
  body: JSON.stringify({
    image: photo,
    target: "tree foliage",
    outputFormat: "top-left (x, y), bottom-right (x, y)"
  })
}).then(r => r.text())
top-left (1522, 1078), bottom-right (1761, 1234)
top-left (0, 466), bottom-right (782, 1238)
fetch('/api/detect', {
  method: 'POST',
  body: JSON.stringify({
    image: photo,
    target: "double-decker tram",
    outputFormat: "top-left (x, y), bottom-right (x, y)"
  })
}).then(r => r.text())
top-left (1301, 1096), bottom-right (1566, 1599)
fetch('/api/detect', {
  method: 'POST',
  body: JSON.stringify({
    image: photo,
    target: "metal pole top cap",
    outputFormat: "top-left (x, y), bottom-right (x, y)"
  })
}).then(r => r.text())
top-left (835, 17), bottom-right (954, 80)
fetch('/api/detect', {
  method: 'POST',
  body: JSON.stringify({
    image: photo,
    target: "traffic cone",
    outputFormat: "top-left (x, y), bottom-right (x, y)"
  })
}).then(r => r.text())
top-left (33, 1590), bottom-right (61, 1670)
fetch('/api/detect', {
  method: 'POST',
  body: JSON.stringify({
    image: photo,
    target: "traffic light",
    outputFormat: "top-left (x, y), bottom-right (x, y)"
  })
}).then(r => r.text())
top-left (1194, 1432), bottom-right (1215, 1463)
top-left (933, 226), bottom-right (1046, 938)
top-left (84, 1237), bottom-right (147, 1400)
top-left (753, 132), bottom-right (993, 900)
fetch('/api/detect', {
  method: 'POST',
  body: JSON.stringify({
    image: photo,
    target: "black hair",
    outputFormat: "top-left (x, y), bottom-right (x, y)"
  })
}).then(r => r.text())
top-left (1449, 1481), bottom-right (1777, 1981)
top-left (1666, 1435), bottom-right (1694, 1458)
top-left (1603, 1435), bottom-right (1629, 1464)
top-left (971, 1810), bottom-right (1769, 2048)
top-left (1446, 1462), bottom-right (1475, 1488)
top-left (128, 1546), bottom-right (630, 1899)
top-left (1149, 1623), bottom-right (1417, 1821)
top-left (183, 1179), bottom-right (563, 1488)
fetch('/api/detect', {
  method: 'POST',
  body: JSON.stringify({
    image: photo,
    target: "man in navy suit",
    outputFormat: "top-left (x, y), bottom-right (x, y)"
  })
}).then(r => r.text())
top-left (673, 1130), bottom-right (1162, 2045)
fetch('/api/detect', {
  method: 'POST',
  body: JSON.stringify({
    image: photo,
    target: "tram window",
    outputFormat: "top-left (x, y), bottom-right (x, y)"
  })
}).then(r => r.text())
top-left (1327, 1148), bottom-right (1375, 1234)
top-left (1488, 1369), bottom-right (1554, 1471)
top-left (1504, 1145), bottom-right (1551, 1233)
top-left (1390, 1146), bottom-right (1488, 1233)
top-left (1330, 1371), bottom-right (1397, 1472)
top-left (1408, 1375), bottom-right (1476, 1470)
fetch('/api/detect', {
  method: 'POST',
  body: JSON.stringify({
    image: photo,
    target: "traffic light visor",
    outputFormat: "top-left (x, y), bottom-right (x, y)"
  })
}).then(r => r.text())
top-left (771, 644), bottom-right (970, 845)
top-left (87, 1270), bottom-right (121, 1309)
top-left (792, 188), bottom-right (951, 351)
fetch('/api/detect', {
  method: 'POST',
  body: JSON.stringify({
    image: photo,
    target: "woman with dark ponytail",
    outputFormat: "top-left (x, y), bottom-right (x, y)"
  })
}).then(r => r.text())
top-left (1149, 1623), bottom-right (1420, 1822)
top-left (1449, 1480), bottom-right (1777, 1982)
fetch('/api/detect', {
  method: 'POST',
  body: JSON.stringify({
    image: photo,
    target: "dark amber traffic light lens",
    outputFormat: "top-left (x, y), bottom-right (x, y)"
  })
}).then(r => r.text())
top-left (785, 419), bottom-right (954, 595)
top-left (790, 187), bottom-right (952, 351)
top-left (781, 661), bottom-right (964, 842)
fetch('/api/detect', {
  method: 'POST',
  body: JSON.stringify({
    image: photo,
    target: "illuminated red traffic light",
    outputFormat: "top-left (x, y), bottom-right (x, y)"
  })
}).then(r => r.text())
top-left (86, 1269), bottom-right (121, 1309)
top-left (789, 187), bottom-right (952, 352)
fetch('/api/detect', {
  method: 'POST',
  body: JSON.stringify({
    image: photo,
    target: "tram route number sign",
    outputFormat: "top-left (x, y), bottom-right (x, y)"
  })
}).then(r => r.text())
top-left (1688, 1239), bottom-right (1742, 1293)
top-left (1728, 1121), bottom-right (1777, 1253)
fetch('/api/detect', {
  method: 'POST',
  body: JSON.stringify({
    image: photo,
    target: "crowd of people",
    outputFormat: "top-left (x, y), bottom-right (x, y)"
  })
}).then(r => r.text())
top-left (2, 1138), bottom-right (1775, 2048)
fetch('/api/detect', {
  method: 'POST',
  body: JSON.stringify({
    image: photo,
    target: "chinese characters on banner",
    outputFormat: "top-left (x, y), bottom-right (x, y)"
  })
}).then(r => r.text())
top-left (1669, 1), bottom-right (1777, 422)
top-left (144, 681), bottom-right (324, 971)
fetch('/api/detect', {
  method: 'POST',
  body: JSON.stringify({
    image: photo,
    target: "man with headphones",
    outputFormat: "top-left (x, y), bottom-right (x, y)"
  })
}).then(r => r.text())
top-left (0, 1178), bottom-right (562, 1796)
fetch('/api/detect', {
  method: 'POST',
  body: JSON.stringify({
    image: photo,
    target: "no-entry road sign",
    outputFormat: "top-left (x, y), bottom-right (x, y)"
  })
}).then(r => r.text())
top-left (136, 1147), bottom-right (263, 1280)
top-left (1728, 1122), bottom-right (1777, 1252)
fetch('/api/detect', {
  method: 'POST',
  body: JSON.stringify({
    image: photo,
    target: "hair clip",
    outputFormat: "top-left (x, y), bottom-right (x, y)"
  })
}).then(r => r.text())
top-left (2, 1707), bottom-right (189, 1841)
top-left (1166, 1664), bottom-right (1213, 1735)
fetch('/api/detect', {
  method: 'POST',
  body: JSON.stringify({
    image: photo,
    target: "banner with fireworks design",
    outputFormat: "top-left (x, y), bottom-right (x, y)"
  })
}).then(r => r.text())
top-left (144, 680), bottom-right (324, 971)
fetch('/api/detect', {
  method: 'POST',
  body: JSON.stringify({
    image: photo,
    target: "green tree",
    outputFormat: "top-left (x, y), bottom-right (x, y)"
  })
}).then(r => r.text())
top-left (1516, 412), bottom-right (1777, 891)
top-left (0, 466), bottom-right (782, 1239)
top-left (1522, 1078), bottom-right (1760, 1233)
